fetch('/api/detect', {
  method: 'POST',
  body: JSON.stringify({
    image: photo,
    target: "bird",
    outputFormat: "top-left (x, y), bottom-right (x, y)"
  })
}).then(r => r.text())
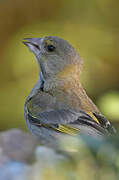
top-left (23, 36), bottom-right (116, 147)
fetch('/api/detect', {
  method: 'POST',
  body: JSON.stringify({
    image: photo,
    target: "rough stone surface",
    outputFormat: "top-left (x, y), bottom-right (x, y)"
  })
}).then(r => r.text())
top-left (0, 128), bottom-right (69, 180)
top-left (0, 161), bottom-right (30, 180)
top-left (0, 129), bottom-right (38, 164)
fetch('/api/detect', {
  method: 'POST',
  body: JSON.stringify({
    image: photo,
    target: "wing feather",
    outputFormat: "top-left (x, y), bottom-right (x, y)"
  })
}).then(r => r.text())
top-left (27, 108), bottom-right (109, 136)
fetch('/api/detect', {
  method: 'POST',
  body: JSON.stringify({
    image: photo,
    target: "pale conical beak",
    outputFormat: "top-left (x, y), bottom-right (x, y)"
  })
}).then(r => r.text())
top-left (23, 38), bottom-right (43, 56)
top-left (23, 37), bottom-right (45, 86)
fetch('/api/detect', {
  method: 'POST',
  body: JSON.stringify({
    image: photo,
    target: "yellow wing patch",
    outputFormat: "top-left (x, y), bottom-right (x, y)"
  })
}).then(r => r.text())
top-left (87, 112), bottom-right (100, 124)
top-left (53, 124), bottom-right (79, 135)
top-left (26, 107), bottom-right (79, 135)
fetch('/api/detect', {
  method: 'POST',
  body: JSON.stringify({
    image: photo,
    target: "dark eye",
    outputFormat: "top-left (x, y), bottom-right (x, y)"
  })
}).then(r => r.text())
top-left (47, 44), bottom-right (55, 52)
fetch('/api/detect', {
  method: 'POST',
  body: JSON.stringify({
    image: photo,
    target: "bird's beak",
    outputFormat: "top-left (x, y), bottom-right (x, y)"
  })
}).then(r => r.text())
top-left (22, 38), bottom-right (42, 56)
top-left (23, 38), bottom-right (45, 84)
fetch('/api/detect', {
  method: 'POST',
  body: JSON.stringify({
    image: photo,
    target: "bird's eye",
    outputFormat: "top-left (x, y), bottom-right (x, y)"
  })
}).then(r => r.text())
top-left (47, 44), bottom-right (55, 52)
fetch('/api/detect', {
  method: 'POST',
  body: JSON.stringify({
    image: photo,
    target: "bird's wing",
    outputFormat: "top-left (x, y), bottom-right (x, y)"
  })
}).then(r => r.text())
top-left (92, 112), bottom-right (116, 134)
top-left (26, 108), bottom-right (109, 136)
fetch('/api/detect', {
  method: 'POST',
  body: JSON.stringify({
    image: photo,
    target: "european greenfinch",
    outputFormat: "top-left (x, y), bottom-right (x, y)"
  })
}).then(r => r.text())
top-left (23, 36), bottom-right (116, 146)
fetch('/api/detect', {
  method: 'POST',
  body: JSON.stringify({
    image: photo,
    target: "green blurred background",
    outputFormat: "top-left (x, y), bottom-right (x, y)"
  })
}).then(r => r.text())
top-left (1, 0), bottom-right (119, 131)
